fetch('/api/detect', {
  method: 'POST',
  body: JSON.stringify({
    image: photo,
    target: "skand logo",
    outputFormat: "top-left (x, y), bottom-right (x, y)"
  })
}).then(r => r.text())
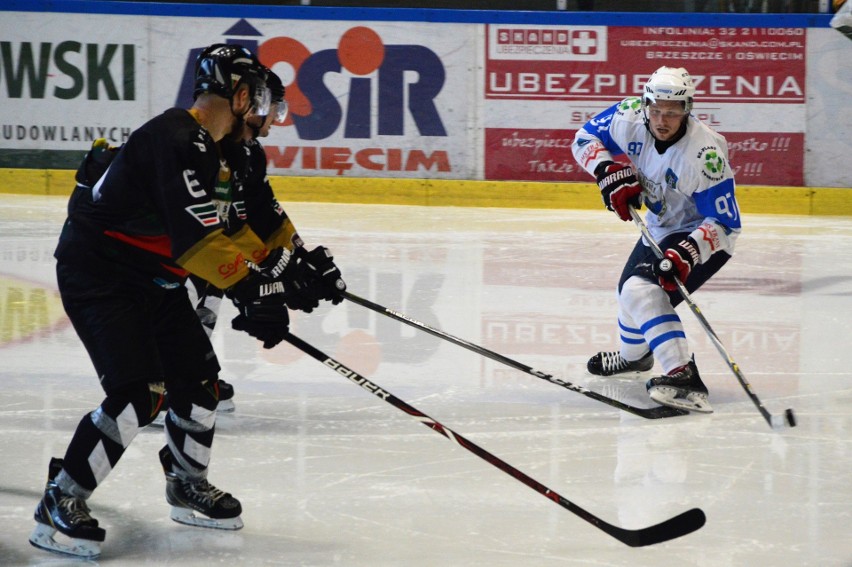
top-left (175, 20), bottom-right (446, 142)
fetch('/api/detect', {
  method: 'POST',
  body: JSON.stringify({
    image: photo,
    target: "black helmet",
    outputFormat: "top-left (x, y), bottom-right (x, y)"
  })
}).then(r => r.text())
top-left (264, 66), bottom-right (285, 104)
top-left (261, 66), bottom-right (288, 123)
top-left (194, 43), bottom-right (267, 102)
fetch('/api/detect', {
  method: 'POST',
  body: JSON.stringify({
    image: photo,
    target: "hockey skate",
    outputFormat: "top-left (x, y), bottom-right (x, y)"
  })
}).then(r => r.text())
top-left (215, 379), bottom-right (235, 413)
top-left (159, 446), bottom-right (243, 530)
top-left (29, 458), bottom-right (105, 559)
top-left (646, 359), bottom-right (713, 413)
top-left (587, 351), bottom-right (654, 377)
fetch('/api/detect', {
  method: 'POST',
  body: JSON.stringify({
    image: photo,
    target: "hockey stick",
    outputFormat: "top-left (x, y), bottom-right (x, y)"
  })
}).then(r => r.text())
top-left (282, 331), bottom-right (706, 547)
top-left (628, 206), bottom-right (796, 429)
top-left (343, 291), bottom-right (686, 420)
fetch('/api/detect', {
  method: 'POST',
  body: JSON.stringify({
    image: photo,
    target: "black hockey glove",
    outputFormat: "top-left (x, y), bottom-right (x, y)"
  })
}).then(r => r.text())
top-left (226, 271), bottom-right (290, 349)
top-left (653, 237), bottom-right (700, 292)
top-left (253, 246), bottom-right (320, 314)
top-left (302, 246), bottom-right (346, 304)
top-left (595, 161), bottom-right (642, 222)
top-left (277, 250), bottom-right (320, 314)
top-left (254, 246), bottom-right (290, 279)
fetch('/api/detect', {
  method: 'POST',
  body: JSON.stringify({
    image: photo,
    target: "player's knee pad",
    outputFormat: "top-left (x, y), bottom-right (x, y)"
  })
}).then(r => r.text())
top-left (619, 276), bottom-right (688, 369)
top-left (91, 381), bottom-right (164, 446)
top-left (165, 378), bottom-right (219, 428)
top-left (619, 275), bottom-right (671, 318)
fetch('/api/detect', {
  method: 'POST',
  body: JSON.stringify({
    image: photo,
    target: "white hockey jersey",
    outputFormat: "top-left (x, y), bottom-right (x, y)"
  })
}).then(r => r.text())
top-left (572, 97), bottom-right (741, 262)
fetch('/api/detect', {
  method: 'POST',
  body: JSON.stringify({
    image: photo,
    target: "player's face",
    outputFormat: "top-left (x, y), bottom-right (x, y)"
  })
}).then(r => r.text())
top-left (243, 110), bottom-right (264, 142)
top-left (646, 100), bottom-right (688, 141)
top-left (257, 104), bottom-right (278, 138)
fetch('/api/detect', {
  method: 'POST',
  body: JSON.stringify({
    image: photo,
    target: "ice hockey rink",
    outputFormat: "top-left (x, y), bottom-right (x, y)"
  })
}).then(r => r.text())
top-left (0, 193), bottom-right (850, 566)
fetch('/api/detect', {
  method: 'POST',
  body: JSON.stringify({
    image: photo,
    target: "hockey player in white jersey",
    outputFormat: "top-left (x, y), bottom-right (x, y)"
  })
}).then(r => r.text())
top-left (571, 66), bottom-right (741, 413)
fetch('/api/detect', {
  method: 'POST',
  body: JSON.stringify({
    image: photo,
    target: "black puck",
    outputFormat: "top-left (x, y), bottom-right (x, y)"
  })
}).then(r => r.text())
top-left (785, 408), bottom-right (797, 427)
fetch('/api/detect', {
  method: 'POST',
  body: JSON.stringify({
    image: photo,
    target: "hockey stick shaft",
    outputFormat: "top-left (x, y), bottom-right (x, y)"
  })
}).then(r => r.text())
top-left (282, 331), bottom-right (705, 546)
top-left (343, 291), bottom-right (685, 419)
top-left (628, 206), bottom-right (790, 428)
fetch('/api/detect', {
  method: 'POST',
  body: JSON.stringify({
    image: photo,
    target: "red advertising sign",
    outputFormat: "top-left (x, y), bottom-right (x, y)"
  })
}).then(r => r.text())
top-left (484, 25), bottom-right (806, 185)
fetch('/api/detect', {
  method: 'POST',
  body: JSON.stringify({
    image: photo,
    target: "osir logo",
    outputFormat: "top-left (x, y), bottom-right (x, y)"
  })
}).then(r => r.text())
top-left (174, 21), bottom-right (451, 176)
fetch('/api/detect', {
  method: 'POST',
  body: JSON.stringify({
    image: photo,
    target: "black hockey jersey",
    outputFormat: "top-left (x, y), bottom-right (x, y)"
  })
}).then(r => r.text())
top-left (55, 108), bottom-right (268, 290)
top-left (238, 138), bottom-right (301, 251)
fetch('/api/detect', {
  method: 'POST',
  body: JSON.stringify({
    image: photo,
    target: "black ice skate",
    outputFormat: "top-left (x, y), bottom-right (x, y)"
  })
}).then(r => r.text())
top-left (646, 359), bottom-right (713, 413)
top-left (587, 350), bottom-right (654, 377)
top-left (216, 379), bottom-right (235, 413)
top-left (29, 458), bottom-right (105, 559)
top-left (159, 446), bottom-right (243, 530)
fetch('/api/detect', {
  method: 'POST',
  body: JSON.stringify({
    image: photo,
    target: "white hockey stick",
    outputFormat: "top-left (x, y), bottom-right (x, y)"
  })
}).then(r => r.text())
top-left (628, 206), bottom-right (796, 430)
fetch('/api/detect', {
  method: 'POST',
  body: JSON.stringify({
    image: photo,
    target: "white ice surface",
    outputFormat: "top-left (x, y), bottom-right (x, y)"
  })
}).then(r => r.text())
top-left (0, 194), bottom-right (850, 566)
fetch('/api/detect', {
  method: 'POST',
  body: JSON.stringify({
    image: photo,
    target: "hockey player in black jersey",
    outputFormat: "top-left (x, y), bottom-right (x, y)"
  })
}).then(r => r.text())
top-left (29, 44), bottom-right (315, 559)
top-left (181, 66), bottom-right (346, 415)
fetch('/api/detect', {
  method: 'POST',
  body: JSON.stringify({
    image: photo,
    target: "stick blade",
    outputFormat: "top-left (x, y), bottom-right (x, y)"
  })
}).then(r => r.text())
top-left (635, 405), bottom-right (690, 419)
top-left (611, 508), bottom-right (706, 548)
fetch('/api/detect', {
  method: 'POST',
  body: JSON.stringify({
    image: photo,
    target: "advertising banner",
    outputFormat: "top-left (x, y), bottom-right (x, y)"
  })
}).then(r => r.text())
top-left (0, 13), bottom-right (147, 152)
top-left (1, 6), bottom-right (845, 187)
top-left (1, 13), bottom-right (475, 179)
top-left (483, 24), bottom-right (807, 185)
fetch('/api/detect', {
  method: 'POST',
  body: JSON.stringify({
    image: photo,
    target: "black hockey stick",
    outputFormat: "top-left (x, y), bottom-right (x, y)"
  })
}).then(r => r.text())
top-left (343, 291), bottom-right (686, 420)
top-left (628, 206), bottom-right (796, 429)
top-left (282, 332), bottom-right (706, 547)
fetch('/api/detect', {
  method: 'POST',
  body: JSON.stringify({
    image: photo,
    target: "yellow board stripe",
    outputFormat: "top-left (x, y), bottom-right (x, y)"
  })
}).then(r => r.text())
top-left (2, 168), bottom-right (850, 216)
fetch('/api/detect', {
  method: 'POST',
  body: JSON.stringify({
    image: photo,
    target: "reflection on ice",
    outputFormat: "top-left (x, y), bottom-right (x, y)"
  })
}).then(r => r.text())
top-left (1, 195), bottom-right (851, 566)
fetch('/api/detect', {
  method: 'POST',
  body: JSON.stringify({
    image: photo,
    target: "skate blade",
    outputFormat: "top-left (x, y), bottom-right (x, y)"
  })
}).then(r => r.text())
top-left (29, 523), bottom-right (102, 559)
top-left (649, 386), bottom-right (714, 414)
top-left (170, 507), bottom-right (243, 530)
top-left (594, 369), bottom-right (653, 380)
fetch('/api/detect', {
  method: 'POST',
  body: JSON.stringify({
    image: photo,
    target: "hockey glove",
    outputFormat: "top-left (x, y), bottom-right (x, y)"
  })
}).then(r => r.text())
top-left (254, 246), bottom-right (291, 279)
top-left (595, 161), bottom-right (642, 222)
top-left (653, 237), bottom-right (701, 292)
top-left (255, 247), bottom-right (320, 314)
top-left (277, 249), bottom-right (320, 314)
top-left (226, 271), bottom-right (290, 349)
top-left (302, 246), bottom-right (347, 304)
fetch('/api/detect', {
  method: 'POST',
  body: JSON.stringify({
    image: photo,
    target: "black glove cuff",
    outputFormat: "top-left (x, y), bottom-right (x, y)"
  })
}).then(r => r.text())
top-left (594, 160), bottom-right (616, 180)
top-left (676, 237), bottom-right (701, 267)
top-left (257, 247), bottom-right (291, 280)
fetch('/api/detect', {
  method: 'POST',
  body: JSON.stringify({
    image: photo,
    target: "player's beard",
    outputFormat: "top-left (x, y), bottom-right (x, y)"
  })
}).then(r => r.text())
top-left (228, 113), bottom-right (245, 140)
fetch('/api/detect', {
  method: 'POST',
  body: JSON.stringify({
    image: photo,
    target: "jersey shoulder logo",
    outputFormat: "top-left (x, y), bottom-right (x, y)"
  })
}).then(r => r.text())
top-left (697, 146), bottom-right (726, 182)
top-left (185, 202), bottom-right (220, 226)
top-left (617, 97), bottom-right (641, 112)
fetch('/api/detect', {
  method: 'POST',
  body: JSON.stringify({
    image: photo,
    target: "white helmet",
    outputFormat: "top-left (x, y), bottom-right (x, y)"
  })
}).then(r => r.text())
top-left (643, 66), bottom-right (695, 113)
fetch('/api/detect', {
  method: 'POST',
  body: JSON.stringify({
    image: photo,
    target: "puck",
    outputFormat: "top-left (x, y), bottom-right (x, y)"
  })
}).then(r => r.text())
top-left (785, 408), bottom-right (797, 428)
